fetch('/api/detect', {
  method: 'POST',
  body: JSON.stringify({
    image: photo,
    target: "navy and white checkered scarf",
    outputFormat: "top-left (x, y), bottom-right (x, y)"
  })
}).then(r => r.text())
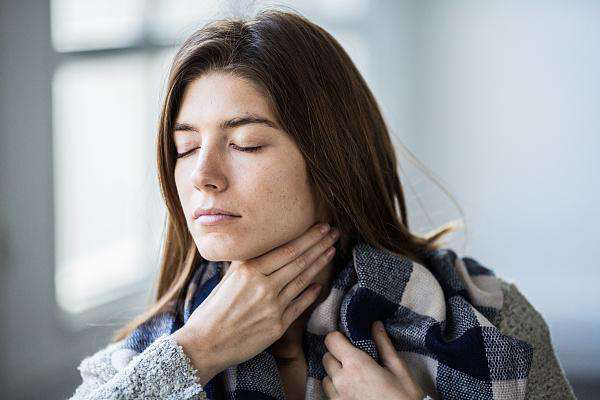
top-left (123, 242), bottom-right (533, 399)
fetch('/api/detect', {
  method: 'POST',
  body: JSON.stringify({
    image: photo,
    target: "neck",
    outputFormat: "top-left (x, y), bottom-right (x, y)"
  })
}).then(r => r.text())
top-left (220, 247), bottom-right (342, 360)
top-left (270, 255), bottom-right (339, 361)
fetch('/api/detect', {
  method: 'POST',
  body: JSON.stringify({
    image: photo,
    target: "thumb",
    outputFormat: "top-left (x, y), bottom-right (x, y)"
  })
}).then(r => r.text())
top-left (372, 320), bottom-right (409, 379)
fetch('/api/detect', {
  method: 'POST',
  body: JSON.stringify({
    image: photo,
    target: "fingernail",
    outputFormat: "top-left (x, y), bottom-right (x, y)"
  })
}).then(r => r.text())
top-left (330, 228), bottom-right (340, 240)
top-left (326, 246), bottom-right (336, 258)
top-left (320, 223), bottom-right (331, 234)
top-left (375, 320), bottom-right (384, 331)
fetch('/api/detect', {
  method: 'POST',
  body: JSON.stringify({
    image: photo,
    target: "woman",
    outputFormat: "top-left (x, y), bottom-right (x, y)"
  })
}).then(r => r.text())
top-left (69, 8), bottom-right (576, 400)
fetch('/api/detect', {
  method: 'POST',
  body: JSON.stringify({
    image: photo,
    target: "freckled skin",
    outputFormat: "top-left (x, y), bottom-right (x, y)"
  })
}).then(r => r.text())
top-left (174, 72), bottom-right (324, 263)
top-left (173, 72), bottom-right (336, 368)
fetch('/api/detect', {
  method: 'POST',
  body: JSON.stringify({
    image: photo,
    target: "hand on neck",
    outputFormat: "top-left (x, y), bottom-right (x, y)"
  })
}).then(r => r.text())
top-left (221, 241), bottom-right (341, 362)
top-left (270, 257), bottom-right (338, 362)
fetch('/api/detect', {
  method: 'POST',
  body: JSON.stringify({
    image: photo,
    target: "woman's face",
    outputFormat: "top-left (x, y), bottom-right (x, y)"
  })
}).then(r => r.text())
top-left (173, 72), bottom-right (327, 262)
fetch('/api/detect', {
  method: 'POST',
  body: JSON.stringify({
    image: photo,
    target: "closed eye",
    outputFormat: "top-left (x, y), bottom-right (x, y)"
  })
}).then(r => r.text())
top-left (231, 144), bottom-right (263, 153)
top-left (176, 144), bottom-right (263, 159)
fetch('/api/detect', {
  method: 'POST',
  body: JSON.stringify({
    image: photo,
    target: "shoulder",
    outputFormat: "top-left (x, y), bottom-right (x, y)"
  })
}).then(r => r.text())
top-left (495, 277), bottom-right (551, 338)
top-left (495, 277), bottom-right (577, 400)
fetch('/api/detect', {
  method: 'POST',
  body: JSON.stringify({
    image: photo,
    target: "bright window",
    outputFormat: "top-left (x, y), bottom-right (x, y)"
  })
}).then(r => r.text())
top-left (51, 0), bottom-right (369, 320)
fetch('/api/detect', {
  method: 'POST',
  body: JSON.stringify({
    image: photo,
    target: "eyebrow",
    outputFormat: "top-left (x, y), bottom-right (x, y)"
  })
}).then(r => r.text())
top-left (173, 114), bottom-right (278, 134)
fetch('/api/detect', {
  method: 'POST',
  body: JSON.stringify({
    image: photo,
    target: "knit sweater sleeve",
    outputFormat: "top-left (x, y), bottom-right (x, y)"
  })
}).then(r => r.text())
top-left (68, 333), bottom-right (207, 400)
top-left (496, 279), bottom-right (577, 400)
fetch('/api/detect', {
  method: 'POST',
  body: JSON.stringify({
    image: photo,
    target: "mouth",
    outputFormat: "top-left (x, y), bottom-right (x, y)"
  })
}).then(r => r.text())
top-left (192, 206), bottom-right (240, 220)
top-left (195, 213), bottom-right (240, 226)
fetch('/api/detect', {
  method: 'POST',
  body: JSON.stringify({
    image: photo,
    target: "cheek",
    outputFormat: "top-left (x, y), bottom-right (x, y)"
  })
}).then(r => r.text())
top-left (254, 161), bottom-right (310, 205)
top-left (245, 160), bottom-right (317, 235)
top-left (173, 167), bottom-right (185, 196)
top-left (173, 164), bottom-right (193, 211)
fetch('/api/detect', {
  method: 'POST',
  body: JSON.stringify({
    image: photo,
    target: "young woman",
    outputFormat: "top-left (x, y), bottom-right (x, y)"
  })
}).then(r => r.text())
top-left (69, 8), bottom-right (576, 400)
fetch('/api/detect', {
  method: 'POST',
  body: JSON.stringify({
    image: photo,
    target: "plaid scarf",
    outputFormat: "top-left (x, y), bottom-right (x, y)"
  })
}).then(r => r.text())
top-left (123, 242), bottom-right (533, 399)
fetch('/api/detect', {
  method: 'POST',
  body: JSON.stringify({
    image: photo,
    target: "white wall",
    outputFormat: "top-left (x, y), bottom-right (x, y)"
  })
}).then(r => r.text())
top-left (404, 0), bottom-right (600, 378)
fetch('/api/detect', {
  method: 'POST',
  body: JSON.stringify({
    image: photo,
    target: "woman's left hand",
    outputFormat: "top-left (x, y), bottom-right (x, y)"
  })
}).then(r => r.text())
top-left (321, 320), bottom-right (427, 400)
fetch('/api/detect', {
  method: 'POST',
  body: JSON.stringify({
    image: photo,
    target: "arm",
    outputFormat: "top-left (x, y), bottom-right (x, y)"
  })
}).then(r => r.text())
top-left (68, 333), bottom-right (207, 400)
top-left (497, 279), bottom-right (577, 400)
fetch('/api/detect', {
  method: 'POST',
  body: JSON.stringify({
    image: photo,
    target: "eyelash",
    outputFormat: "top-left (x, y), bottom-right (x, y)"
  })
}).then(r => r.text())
top-left (176, 144), bottom-right (263, 159)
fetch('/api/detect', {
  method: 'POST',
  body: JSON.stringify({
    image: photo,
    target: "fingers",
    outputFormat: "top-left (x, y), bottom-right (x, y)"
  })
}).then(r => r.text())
top-left (276, 233), bottom-right (338, 304)
top-left (256, 222), bottom-right (331, 276)
top-left (281, 282), bottom-right (323, 327)
top-left (323, 331), bottom-right (359, 364)
top-left (372, 320), bottom-right (410, 379)
top-left (269, 227), bottom-right (340, 297)
top-left (322, 351), bottom-right (342, 376)
top-left (322, 375), bottom-right (337, 399)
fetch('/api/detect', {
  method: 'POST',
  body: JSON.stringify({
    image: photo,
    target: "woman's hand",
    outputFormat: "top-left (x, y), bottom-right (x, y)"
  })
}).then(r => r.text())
top-left (321, 321), bottom-right (427, 400)
top-left (171, 222), bottom-right (340, 385)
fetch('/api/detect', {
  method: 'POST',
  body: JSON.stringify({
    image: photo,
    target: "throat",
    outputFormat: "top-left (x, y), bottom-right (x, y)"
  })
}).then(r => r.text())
top-left (276, 354), bottom-right (308, 400)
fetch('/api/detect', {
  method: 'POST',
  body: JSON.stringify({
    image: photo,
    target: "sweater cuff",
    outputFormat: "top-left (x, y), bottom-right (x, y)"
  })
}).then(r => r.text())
top-left (121, 333), bottom-right (207, 399)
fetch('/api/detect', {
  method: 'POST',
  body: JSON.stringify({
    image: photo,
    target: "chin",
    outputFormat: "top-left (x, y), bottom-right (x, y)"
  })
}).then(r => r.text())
top-left (197, 246), bottom-right (235, 262)
top-left (194, 233), bottom-right (278, 262)
top-left (196, 241), bottom-right (256, 262)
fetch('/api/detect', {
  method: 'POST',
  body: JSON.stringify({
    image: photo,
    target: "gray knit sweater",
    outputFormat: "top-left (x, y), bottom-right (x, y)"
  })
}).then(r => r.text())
top-left (68, 278), bottom-right (577, 400)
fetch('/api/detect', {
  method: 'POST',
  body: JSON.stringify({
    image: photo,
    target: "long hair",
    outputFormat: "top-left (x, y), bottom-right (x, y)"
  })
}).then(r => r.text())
top-left (111, 8), bottom-right (460, 342)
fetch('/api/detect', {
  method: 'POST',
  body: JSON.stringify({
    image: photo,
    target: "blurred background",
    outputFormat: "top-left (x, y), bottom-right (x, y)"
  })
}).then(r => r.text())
top-left (1, 0), bottom-right (598, 398)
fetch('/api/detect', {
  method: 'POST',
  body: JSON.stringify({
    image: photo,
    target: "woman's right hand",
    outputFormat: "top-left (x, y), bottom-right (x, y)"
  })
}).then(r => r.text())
top-left (171, 222), bottom-right (341, 385)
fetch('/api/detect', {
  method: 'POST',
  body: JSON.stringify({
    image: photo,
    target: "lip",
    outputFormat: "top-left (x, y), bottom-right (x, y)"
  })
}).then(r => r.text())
top-left (193, 206), bottom-right (240, 220)
top-left (196, 214), bottom-right (240, 226)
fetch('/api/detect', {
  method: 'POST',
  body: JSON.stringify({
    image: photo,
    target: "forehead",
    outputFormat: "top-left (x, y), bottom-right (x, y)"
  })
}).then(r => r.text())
top-left (176, 72), bottom-right (275, 123)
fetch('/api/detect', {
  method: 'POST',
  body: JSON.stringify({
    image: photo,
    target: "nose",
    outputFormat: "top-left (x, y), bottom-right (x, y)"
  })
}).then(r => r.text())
top-left (189, 141), bottom-right (228, 192)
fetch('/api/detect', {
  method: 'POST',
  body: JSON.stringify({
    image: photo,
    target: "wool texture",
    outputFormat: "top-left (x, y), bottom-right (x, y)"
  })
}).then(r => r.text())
top-left (118, 242), bottom-right (534, 400)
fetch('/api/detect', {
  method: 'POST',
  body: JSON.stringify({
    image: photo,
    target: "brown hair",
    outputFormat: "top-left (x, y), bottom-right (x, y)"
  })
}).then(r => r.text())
top-left (111, 8), bottom-right (461, 342)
